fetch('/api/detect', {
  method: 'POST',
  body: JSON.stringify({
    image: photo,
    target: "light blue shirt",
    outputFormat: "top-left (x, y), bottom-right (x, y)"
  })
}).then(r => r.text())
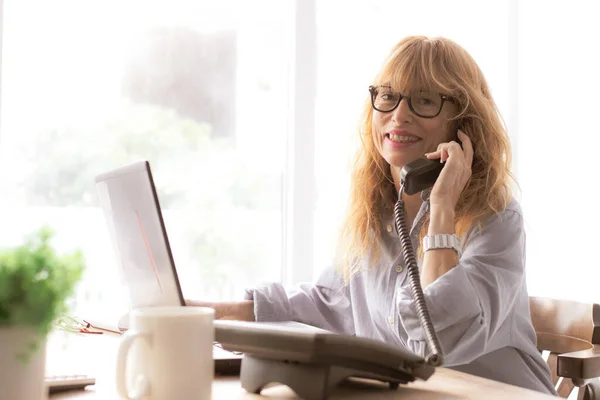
top-left (245, 193), bottom-right (557, 395)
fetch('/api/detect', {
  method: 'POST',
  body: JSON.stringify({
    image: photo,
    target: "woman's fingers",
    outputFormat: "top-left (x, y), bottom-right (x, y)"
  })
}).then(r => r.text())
top-left (425, 134), bottom-right (470, 164)
top-left (425, 148), bottom-right (448, 162)
top-left (425, 142), bottom-right (449, 161)
top-left (441, 145), bottom-right (451, 163)
top-left (446, 141), bottom-right (468, 171)
top-left (430, 143), bottom-right (453, 163)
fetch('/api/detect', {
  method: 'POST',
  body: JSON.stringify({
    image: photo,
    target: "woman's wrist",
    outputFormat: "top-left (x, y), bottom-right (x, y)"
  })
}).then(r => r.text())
top-left (428, 205), bottom-right (456, 235)
top-left (219, 301), bottom-right (255, 321)
top-left (238, 300), bottom-right (256, 322)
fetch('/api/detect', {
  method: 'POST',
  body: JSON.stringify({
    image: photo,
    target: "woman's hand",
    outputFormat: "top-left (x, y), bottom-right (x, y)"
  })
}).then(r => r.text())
top-left (420, 130), bottom-right (472, 286)
top-left (424, 130), bottom-right (473, 211)
top-left (185, 299), bottom-right (255, 321)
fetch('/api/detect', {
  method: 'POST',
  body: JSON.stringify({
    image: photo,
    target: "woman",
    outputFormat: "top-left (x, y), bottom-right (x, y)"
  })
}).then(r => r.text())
top-left (188, 36), bottom-right (556, 395)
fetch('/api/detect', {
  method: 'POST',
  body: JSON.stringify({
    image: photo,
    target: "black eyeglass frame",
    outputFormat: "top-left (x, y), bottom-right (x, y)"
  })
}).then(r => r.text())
top-left (368, 85), bottom-right (456, 119)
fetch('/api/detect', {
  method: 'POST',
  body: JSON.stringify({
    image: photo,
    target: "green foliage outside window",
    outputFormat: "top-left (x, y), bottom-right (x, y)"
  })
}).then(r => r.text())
top-left (18, 103), bottom-right (280, 297)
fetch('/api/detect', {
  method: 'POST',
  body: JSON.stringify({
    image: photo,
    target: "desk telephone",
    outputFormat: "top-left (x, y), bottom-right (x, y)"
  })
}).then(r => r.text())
top-left (216, 136), bottom-right (461, 399)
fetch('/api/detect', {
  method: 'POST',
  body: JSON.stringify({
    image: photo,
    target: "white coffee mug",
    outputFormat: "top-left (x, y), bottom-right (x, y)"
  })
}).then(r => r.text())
top-left (116, 306), bottom-right (214, 400)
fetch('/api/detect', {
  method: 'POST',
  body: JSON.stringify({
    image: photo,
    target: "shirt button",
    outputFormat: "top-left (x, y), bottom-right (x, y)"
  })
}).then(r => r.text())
top-left (387, 316), bottom-right (393, 324)
top-left (394, 265), bottom-right (403, 273)
top-left (386, 224), bottom-right (392, 233)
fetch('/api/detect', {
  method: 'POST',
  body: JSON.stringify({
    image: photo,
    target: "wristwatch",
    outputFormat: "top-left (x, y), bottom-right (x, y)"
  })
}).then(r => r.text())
top-left (423, 234), bottom-right (462, 257)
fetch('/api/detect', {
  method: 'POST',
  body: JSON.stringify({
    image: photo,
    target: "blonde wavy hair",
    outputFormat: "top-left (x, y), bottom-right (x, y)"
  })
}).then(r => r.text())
top-left (338, 36), bottom-right (515, 283)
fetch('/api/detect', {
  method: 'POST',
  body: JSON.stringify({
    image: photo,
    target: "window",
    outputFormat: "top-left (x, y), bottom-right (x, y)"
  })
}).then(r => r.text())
top-left (517, 1), bottom-right (600, 303)
top-left (0, 0), bottom-right (292, 328)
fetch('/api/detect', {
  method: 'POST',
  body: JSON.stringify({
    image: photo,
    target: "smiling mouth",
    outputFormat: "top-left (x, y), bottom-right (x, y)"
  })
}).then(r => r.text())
top-left (386, 133), bottom-right (421, 143)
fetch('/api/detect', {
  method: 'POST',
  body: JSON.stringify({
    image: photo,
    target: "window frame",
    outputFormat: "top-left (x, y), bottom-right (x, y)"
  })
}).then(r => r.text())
top-left (282, 0), bottom-right (317, 285)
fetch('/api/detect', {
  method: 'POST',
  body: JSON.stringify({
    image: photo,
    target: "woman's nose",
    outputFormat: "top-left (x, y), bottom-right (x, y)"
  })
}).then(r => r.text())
top-left (391, 97), bottom-right (412, 123)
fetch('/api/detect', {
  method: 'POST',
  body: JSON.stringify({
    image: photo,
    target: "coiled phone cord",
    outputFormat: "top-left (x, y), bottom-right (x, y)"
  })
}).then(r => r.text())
top-left (393, 183), bottom-right (444, 367)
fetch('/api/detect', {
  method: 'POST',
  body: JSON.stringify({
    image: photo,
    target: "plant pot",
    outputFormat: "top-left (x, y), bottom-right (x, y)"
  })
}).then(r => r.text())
top-left (0, 327), bottom-right (47, 400)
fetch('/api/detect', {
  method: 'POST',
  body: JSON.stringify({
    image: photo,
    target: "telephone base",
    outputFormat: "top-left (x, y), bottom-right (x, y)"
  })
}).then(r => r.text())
top-left (240, 355), bottom-right (411, 400)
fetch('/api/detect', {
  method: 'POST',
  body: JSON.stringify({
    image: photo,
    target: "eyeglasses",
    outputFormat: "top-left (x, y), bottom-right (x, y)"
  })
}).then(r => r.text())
top-left (55, 316), bottom-right (104, 334)
top-left (369, 85), bottom-right (455, 118)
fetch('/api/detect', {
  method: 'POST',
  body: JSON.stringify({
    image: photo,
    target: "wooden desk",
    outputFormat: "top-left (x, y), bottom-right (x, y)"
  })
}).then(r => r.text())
top-left (48, 331), bottom-right (557, 399)
top-left (51, 367), bottom-right (558, 400)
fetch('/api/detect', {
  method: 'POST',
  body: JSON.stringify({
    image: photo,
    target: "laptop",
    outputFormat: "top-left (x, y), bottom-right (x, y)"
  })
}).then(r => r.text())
top-left (95, 160), bottom-right (243, 374)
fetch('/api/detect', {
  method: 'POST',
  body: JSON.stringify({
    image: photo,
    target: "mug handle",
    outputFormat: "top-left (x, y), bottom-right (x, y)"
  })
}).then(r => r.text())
top-left (116, 330), bottom-right (151, 400)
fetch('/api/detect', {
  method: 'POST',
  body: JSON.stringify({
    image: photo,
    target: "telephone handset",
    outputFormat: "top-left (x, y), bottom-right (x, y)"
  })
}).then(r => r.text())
top-left (400, 133), bottom-right (463, 195)
top-left (400, 158), bottom-right (445, 196)
top-left (393, 132), bottom-right (463, 366)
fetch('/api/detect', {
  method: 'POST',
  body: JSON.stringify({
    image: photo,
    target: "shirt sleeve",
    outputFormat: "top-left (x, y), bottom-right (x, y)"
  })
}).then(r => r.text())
top-left (395, 205), bottom-right (525, 366)
top-left (244, 267), bottom-right (355, 335)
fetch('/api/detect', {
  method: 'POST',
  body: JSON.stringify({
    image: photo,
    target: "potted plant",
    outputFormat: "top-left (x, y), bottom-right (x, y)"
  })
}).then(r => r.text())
top-left (0, 226), bottom-right (84, 400)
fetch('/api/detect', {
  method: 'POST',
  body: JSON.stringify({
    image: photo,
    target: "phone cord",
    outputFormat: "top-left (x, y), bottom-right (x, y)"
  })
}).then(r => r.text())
top-left (393, 183), bottom-right (444, 367)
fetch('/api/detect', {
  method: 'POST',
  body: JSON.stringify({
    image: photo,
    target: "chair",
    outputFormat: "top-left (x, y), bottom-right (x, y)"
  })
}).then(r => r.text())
top-left (530, 297), bottom-right (600, 399)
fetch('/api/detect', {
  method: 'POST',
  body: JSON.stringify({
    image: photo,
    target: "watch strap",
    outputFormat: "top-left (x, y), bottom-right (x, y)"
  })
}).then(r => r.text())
top-left (423, 234), bottom-right (462, 257)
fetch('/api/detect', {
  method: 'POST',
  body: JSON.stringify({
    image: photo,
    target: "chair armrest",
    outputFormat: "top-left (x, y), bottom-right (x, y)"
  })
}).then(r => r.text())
top-left (558, 345), bottom-right (600, 380)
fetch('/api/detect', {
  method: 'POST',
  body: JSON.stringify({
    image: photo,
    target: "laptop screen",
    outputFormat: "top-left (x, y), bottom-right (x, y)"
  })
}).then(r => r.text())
top-left (96, 161), bottom-right (185, 309)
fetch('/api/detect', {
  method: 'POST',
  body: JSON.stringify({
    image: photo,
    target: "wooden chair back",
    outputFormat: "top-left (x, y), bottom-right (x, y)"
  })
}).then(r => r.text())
top-left (530, 296), bottom-right (600, 398)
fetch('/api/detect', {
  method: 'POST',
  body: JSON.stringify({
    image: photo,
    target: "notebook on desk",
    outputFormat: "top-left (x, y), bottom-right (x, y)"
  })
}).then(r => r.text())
top-left (94, 160), bottom-right (316, 375)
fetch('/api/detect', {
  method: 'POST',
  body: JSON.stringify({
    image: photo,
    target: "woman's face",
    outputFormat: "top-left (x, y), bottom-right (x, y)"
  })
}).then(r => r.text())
top-left (371, 87), bottom-right (459, 169)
